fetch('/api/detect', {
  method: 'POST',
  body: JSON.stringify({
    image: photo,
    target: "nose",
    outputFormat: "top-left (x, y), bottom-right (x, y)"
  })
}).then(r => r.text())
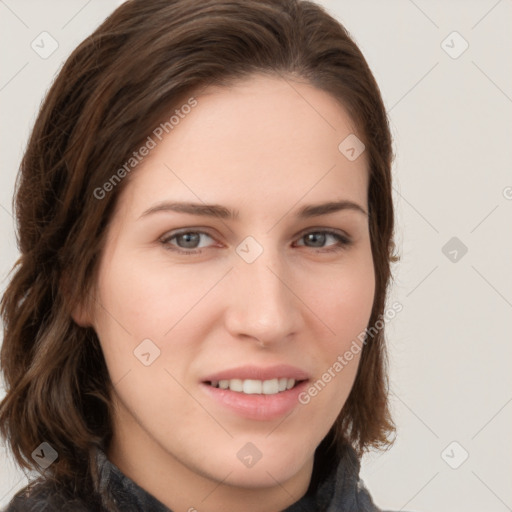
top-left (223, 243), bottom-right (303, 347)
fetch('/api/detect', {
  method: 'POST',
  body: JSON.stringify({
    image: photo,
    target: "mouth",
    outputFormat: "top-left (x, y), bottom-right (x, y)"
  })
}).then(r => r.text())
top-left (204, 377), bottom-right (308, 395)
top-left (199, 365), bottom-right (311, 421)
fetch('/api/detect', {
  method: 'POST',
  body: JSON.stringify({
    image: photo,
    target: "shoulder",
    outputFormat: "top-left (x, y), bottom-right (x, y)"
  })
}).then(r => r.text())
top-left (2, 479), bottom-right (97, 512)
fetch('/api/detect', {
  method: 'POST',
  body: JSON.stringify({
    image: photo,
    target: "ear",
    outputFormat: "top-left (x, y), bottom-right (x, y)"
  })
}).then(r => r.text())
top-left (71, 299), bottom-right (93, 328)
top-left (61, 271), bottom-right (94, 327)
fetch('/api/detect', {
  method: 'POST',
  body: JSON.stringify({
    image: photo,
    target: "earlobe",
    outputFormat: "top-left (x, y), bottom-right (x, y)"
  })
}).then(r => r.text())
top-left (61, 272), bottom-right (94, 327)
top-left (71, 300), bottom-right (93, 328)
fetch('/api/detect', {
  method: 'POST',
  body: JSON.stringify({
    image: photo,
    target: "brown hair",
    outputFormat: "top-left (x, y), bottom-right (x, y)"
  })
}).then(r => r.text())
top-left (0, 0), bottom-right (397, 501)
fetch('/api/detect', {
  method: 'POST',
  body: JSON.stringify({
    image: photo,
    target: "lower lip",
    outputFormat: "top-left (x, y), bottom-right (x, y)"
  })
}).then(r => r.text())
top-left (200, 380), bottom-right (309, 421)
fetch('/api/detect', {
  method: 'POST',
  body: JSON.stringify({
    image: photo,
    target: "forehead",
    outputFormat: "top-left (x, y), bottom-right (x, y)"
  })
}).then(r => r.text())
top-left (117, 74), bottom-right (369, 219)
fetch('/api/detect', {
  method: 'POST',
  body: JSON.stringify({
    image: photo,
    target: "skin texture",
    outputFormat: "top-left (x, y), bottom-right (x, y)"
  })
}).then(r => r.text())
top-left (73, 74), bottom-right (375, 512)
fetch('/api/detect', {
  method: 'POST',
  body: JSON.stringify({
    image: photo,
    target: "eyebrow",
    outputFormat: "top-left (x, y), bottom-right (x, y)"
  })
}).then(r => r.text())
top-left (138, 199), bottom-right (367, 220)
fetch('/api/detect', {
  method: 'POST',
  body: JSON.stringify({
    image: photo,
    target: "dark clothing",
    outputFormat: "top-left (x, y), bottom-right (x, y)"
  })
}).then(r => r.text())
top-left (2, 443), bottom-right (405, 511)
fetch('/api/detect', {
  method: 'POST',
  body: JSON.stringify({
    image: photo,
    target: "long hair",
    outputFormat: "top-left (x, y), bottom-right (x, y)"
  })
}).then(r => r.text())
top-left (0, 0), bottom-right (397, 500)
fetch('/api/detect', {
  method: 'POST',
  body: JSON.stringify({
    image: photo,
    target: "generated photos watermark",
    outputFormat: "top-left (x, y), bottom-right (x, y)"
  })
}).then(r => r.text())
top-left (298, 301), bottom-right (403, 405)
top-left (93, 97), bottom-right (198, 200)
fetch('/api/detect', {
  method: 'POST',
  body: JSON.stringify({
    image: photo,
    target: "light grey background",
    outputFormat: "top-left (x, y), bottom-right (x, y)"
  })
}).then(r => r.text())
top-left (1, 1), bottom-right (511, 510)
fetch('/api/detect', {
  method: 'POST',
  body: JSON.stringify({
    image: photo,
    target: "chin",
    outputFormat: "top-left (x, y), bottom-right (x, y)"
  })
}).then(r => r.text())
top-left (222, 460), bottom-right (306, 489)
top-left (200, 439), bottom-right (313, 489)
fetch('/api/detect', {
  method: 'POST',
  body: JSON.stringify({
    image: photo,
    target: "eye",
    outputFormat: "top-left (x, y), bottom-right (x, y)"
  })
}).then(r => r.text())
top-left (294, 229), bottom-right (352, 252)
top-left (160, 228), bottom-right (352, 256)
top-left (160, 230), bottom-right (215, 255)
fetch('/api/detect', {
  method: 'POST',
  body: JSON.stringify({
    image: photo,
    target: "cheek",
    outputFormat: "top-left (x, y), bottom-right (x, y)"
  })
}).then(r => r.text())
top-left (299, 247), bottom-right (374, 413)
top-left (297, 267), bottom-right (373, 432)
top-left (333, 270), bottom-right (375, 348)
top-left (91, 253), bottom-right (206, 425)
top-left (91, 249), bottom-right (224, 389)
top-left (94, 251), bottom-right (208, 341)
top-left (310, 251), bottom-right (375, 353)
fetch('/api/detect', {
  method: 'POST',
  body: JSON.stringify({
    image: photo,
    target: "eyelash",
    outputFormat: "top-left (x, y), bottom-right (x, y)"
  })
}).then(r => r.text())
top-left (159, 228), bottom-right (352, 256)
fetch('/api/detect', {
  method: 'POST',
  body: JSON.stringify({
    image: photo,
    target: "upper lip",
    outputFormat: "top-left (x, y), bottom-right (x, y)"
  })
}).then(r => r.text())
top-left (202, 364), bottom-right (310, 382)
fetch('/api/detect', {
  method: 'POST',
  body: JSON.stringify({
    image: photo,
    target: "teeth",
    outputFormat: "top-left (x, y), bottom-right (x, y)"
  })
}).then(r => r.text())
top-left (262, 379), bottom-right (278, 394)
top-left (209, 378), bottom-right (297, 395)
top-left (229, 379), bottom-right (243, 392)
top-left (242, 379), bottom-right (260, 394)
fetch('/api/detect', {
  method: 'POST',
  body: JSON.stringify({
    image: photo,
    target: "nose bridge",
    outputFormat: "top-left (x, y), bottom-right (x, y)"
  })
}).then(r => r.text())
top-left (226, 236), bottom-right (299, 343)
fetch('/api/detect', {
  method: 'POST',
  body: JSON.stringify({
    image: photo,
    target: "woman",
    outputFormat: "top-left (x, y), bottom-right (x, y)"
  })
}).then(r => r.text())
top-left (0, 0), bottom-right (402, 510)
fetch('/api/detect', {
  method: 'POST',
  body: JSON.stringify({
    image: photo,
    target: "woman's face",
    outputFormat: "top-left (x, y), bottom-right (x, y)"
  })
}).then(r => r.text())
top-left (77, 74), bottom-right (374, 506)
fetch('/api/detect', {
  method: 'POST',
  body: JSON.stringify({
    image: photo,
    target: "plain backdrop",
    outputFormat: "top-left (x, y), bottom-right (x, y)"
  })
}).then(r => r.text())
top-left (1, 1), bottom-right (511, 511)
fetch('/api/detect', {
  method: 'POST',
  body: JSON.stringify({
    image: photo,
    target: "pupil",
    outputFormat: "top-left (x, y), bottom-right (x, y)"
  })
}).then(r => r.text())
top-left (307, 233), bottom-right (325, 247)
